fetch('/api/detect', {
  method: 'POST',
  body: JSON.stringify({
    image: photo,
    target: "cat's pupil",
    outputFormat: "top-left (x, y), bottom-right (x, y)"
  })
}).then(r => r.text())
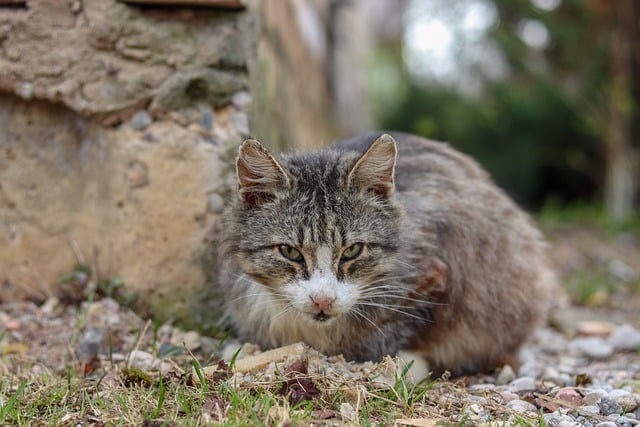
top-left (341, 243), bottom-right (364, 261)
top-left (278, 244), bottom-right (303, 262)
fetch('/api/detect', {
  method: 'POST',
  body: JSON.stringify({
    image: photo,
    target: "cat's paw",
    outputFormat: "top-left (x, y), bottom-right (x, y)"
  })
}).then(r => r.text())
top-left (397, 350), bottom-right (431, 382)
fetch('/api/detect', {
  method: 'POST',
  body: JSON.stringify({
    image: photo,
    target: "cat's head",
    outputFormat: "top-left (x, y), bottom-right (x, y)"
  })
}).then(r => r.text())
top-left (226, 134), bottom-right (402, 325)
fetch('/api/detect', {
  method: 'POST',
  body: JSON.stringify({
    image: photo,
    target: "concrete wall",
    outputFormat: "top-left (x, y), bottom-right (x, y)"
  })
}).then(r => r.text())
top-left (0, 0), bottom-right (370, 332)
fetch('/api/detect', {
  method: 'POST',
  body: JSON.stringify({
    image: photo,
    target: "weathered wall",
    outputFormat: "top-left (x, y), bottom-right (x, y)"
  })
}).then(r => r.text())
top-left (0, 0), bottom-right (370, 332)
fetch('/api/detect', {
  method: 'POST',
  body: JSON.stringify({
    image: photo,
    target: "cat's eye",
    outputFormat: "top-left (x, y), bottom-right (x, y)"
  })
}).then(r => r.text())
top-left (278, 244), bottom-right (304, 263)
top-left (341, 243), bottom-right (364, 261)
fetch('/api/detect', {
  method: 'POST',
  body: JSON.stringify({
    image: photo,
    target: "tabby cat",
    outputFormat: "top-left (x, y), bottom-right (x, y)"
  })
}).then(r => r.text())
top-left (219, 132), bottom-right (555, 377)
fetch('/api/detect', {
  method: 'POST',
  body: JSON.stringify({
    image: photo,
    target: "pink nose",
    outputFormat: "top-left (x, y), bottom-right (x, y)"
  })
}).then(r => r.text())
top-left (311, 295), bottom-right (335, 312)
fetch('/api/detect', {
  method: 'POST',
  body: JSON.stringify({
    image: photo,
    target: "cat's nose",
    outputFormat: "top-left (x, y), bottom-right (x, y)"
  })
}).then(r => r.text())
top-left (310, 295), bottom-right (335, 312)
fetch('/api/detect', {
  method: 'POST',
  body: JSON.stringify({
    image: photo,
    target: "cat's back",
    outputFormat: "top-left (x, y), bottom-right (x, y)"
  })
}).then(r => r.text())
top-left (333, 131), bottom-right (491, 192)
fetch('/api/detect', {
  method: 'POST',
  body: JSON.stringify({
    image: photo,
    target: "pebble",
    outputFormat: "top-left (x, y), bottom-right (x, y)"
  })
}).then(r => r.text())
top-left (599, 396), bottom-right (623, 416)
top-left (131, 110), bottom-right (152, 130)
top-left (198, 104), bottom-right (214, 131)
top-left (595, 422), bottom-right (617, 427)
top-left (580, 405), bottom-right (601, 415)
top-left (568, 336), bottom-right (614, 359)
top-left (207, 193), bottom-right (225, 213)
top-left (583, 389), bottom-right (608, 406)
top-left (508, 376), bottom-right (535, 392)
top-left (506, 399), bottom-right (537, 413)
top-left (608, 324), bottom-right (640, 352)
top-left (231, 91), bottom-right (252, 109)
top-left (496, 364), bottom-right (516, 385)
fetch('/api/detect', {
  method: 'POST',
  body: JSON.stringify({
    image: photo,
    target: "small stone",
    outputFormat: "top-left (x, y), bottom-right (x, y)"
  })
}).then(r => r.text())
top-left (506, 399), bottom-right (537, 413)
top-left (595, 422), bottom-right (617, 427)
top-left (577, 320), bottom-right (616, 336)
top-left (580, 405), bottom-right (601, 416)
top-left (556, 388), bottom-right (583, 406)
top-left (568, 336), bottom-right (614, 359)
top-left (608, 259), bottom-right (637, 282)
top-left (496, 365), bottom-right (516, 385)
top-left (76, 328), bottom-right (106, 362)
top-left (231, 91), bottom-right (252, 109)
top-left (599, 396), bottom-right (623, 416)
top-left (616, 394), bottom-right (639, 412)
top-left (616, 415), bottom-right (636, 426)
top-left (584, 389), bottom-right (608, 406)
top-left (508, 376), bottom-right (536, 393)
top-left (198, 105), bottom-right (214, 131)
top-left (131, 110), bottom-right (153, 130)
top-left (500, 391), bottom-right (519, 403)
top-left (207, 193), bottom-right (225, 213)
top-left (468, 384), bottom-right (495, 393)
top-left (517, 360), bottom-right (539, 379)
top-left (21, 82), bottom-right (34, 99)
top-left (608, 324), bottom-right (640, 352)
top-left (128, 350), bottom-right (174, 375)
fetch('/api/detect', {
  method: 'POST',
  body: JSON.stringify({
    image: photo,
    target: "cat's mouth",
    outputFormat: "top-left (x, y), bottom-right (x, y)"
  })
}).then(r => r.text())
top-left (312, 311), bottom-right (331, 322)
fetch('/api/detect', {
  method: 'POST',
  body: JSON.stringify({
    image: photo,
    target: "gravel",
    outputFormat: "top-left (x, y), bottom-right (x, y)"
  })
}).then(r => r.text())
top-left (1, 298), bottom-right (640, 426)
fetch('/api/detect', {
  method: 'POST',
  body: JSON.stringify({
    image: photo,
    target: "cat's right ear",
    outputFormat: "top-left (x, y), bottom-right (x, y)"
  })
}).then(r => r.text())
top-left (236, 139), bottom-right (290, 206)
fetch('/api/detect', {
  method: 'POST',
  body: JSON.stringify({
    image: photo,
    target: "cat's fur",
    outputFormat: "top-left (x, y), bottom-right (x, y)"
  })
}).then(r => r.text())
top-left (219, 132), bottom-right (555, 376)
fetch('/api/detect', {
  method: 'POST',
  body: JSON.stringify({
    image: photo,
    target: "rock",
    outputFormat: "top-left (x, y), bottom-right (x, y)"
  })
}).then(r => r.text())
top-left (584, 389), bottom-right (608, 406)
top-left (599, 396), bottom-right (623, 416)
top-left (198, 105), bottom-right (214, 131)
top-left (568, 337), bottom-right (614, 359)
top-left (608, 259), bottom-right (637, 282)
top-left (595, 422), bottom-right (617, 427)
top-left (580, 405), bottom-right (601, 416)
top-left (517, 361), bottom-right (539, 379)
top-left (207, 193), bottom-right (225, 213)
top-left (131, 110), bottom-right (153, 130)
top-left (496, 365), bottom-right (516, 385)
top-left (508, 376), bottom-right (536, 393)
top-left (506, 399), bottom-right (537, 413)
top-left (615, 394), bottom-right (639, 412)
top-left (556, 388), bottom-right (583, 406)
top-left (76, 327), bottom-right (106, 362)
top-left (500, 391), bottom-right (519, 404)
top-left (577, 320), bottom-right (616, 337)
top-left (608, 324), bottom-right (640, 352)
top-left (231, 91), bottom-right (252, 109)
top-left (128, 350), bottom-right (173, 374)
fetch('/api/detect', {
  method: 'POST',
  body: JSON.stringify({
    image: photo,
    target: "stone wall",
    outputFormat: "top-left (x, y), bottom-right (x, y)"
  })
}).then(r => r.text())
top-left (0, 0), bottom-right (370, 332)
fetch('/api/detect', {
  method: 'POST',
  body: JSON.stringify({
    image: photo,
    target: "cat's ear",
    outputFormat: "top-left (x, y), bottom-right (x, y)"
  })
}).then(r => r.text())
top-left (236, 139), bottom-right (290, 206)
top-left (348, 133), bottom-right (397, 198)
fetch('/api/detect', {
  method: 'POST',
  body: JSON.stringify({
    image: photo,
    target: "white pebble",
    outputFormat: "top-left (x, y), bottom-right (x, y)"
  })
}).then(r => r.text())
top-left (608, 324), bottom-right (640, 352)
top-left (506, 399), bottom-right (537, 413)
top-left (584, 389), bottom-right (608, 406)
top-left (580, 405), bottom-right (601, 415)
top-left (595, 422), bottom-right (618, 427)
top-left (496, 365), bottom-right (516, 385)
top-left (508, 376), bottom-right (535, 392)
top-left (568, 336), bottom-right (614, 359)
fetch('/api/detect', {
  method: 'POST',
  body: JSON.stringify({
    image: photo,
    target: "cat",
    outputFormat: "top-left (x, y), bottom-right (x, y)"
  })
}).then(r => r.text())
top-left (218, 132), bottom-right (555, 377)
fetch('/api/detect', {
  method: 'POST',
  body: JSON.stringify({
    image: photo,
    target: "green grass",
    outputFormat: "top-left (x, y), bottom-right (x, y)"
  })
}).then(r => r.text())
top-left (538, 200), bottom-right (640, 235)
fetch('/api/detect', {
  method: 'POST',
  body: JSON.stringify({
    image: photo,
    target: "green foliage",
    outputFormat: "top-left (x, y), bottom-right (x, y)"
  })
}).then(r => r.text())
top-left (372, 0), bottom-right (639, 211)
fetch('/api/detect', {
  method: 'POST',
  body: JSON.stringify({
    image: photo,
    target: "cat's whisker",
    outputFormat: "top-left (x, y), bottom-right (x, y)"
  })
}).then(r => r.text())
top-left (349, 308), bottom-right (386, 338)
top-left (355, 301), bottom-right (431, 322)
top-left (359, 291), bottom-right (447, 307)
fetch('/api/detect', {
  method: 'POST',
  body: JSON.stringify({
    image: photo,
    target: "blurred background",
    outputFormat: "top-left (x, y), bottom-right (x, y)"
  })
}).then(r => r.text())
top-left (352, 0), bottom-right (639, 220)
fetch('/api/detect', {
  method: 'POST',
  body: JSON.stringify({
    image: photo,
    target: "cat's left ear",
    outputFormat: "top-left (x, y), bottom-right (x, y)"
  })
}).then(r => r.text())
top-left (236, 139), bottom-right (290, 206)
top-left (348, 133), bottom-right (397, 198)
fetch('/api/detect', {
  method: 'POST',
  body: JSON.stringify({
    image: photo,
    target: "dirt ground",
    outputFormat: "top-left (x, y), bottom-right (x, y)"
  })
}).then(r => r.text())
top-left (1, 224), bottom-right (639, 425)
